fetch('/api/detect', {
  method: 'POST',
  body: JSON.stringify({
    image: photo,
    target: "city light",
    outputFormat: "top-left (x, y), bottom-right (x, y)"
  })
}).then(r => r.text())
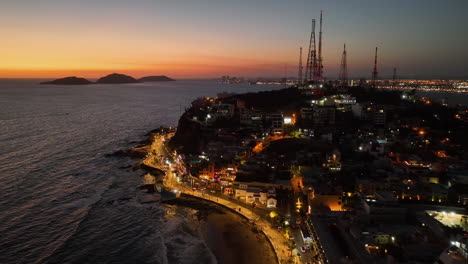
top-left (270, 211), bottom-right (278, 219)
top-left (5, 2), bottom-right (468, 264)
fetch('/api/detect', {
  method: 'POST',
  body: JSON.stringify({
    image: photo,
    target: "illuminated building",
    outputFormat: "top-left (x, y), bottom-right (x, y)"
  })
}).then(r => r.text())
top-left (239, 109), bottom-right (263, 128)
top-left (309, 185), bottom-right (344, 211)
top-left (234, 185), bottom-right (277, 208)
top-left (312, 106), bottom-right (335, 126)
top-left (265, 112), bottom-right (284, 134)
top-left (323, 152), bottom-right (341, 172)
top-left (373, 109), bottom-right (386, 125)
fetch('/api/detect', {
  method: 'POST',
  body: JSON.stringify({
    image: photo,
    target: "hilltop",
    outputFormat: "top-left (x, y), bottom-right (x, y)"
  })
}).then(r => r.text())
top-left (40, 76), bottom-right (92, 85)
top-left (96, 73), bottom-right (139, 84)
top-left (138, 76), bottom-right (175, 82)
top-left (40, 73), bottom-right (176, 85)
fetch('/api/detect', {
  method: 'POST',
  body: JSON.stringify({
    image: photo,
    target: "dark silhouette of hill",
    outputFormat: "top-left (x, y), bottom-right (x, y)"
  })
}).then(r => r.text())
top-left (40, 76), bottom-right (92, 85)
top-left (96, 73), bottom-right (139, 84)
top-left (138, 76), bottom-right (175, 82)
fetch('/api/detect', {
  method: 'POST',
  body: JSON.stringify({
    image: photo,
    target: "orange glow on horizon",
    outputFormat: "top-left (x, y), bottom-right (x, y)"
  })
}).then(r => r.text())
top-left (0, 57), bottom-right (314, 79)
top-left (0, 27), bottom-right (313, 79)
top-left (0, 28), bottom-right (343, 79)
top-left (0, 62), bottom-right (293, 79)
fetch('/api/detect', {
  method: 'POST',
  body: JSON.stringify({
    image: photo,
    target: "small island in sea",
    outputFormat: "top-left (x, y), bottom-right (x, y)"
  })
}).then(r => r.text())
top-left (40, 73), bottom-right (176, 85)
top-left (40, 76), bottom-right (92, 85)
top-left (138, 76), bottom-right (175, 82)
top-left (96, 73), bottom-right (139, 84)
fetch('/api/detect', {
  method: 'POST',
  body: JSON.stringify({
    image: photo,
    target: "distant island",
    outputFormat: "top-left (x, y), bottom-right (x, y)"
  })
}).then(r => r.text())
top-left (96, 73), bottom-right (139, 84)
top-left (138, 76), bottom-right (175, 82)
top-left (41, 73), bottom-right (176, 85)
top-left (40, 76), bottom-right (92, 85)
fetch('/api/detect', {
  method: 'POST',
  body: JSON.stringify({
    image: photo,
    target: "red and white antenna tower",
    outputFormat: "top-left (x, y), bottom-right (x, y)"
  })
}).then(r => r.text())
top-left (338, 44), bottom-right (348, 86)
top-left (305, 19), bottom-right (317, 82)
top-left (298, 47), bottom-right (303, 84)
top-left (318, 10), bottom-right (324, 81)
top-left (371, 46), bottom-right (378, 88)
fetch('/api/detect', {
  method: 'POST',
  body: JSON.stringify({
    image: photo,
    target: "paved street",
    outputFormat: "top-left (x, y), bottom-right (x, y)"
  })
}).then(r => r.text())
top-left (143, 132), bottom-right (305, 263)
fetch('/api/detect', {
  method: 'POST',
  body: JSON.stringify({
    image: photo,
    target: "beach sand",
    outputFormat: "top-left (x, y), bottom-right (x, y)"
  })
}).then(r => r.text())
top-left (165, 196), bottom-right (277, 264)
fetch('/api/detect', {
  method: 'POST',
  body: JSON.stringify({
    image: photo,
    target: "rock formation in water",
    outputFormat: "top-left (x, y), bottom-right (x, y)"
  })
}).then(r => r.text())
top-left (96, 73), bottom-right (139, 84)
top-left (40, 76), bottom-right (92, 85)
top-left (138, 76), bottom-right (175, 82)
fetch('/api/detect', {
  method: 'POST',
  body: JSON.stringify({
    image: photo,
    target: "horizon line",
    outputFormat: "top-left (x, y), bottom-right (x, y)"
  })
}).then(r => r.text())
top-left (1, 76), bottom-right (467, 81)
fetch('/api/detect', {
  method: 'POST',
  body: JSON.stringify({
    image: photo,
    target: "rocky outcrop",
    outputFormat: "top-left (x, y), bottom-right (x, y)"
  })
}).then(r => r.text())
top-left (106, 147), bottom-right (147, 159)
top-left (39, 74), bottom-right (175, 85)
top-left (138, 76), bottom-right (175, 82)
top-left (40, 76), bottom-right (92, 85)
top-left (96, 73), bottom-right (139, 84)
top-left (168, 113), bottom-right (203, 154)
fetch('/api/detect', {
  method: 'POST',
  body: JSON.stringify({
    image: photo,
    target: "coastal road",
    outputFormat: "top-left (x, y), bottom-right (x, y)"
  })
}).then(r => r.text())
top-left (144, 132), bottom-right (176, 184)
top-left (185, 189), bottom-right (295, 264)
top-left (143, 132), bottom-right (301, 264)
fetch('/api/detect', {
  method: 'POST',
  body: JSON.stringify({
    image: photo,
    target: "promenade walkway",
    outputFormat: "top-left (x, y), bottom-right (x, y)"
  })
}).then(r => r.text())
top-left (143, 133), bottom-right (299, 264)
top-left (183, 188), bottom-right (294, 263)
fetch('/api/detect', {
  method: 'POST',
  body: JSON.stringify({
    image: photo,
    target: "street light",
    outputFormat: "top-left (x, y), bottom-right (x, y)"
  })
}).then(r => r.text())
top-left (270, 211), bottom-right (278, 219)
top-left (296, 198), bottom-right (302, 212)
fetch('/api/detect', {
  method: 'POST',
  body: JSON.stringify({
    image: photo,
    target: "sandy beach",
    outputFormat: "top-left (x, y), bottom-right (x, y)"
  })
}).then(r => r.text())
top-left (165, 196), bottom-right (277, 264)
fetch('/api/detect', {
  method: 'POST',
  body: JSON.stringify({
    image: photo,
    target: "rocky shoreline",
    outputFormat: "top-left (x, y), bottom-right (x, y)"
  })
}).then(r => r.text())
top-left (104, 126), bottom-right (169, 200)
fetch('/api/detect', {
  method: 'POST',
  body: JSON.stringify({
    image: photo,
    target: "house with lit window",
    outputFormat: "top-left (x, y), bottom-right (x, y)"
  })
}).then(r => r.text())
top-left (234, 185), bottom-right (277, 208)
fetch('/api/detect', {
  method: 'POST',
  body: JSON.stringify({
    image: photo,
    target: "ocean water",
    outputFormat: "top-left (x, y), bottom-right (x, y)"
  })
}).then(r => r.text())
top-left (0, 79), bottom-right (285, 264)
top-left (415, 90), bottom-right (468, 106)
top-left (1, 79), bottom-right (467, 264)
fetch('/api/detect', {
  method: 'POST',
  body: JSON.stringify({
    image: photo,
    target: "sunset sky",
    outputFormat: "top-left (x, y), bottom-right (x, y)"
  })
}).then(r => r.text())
top-left (1, 0), bottom-right (467, 79)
